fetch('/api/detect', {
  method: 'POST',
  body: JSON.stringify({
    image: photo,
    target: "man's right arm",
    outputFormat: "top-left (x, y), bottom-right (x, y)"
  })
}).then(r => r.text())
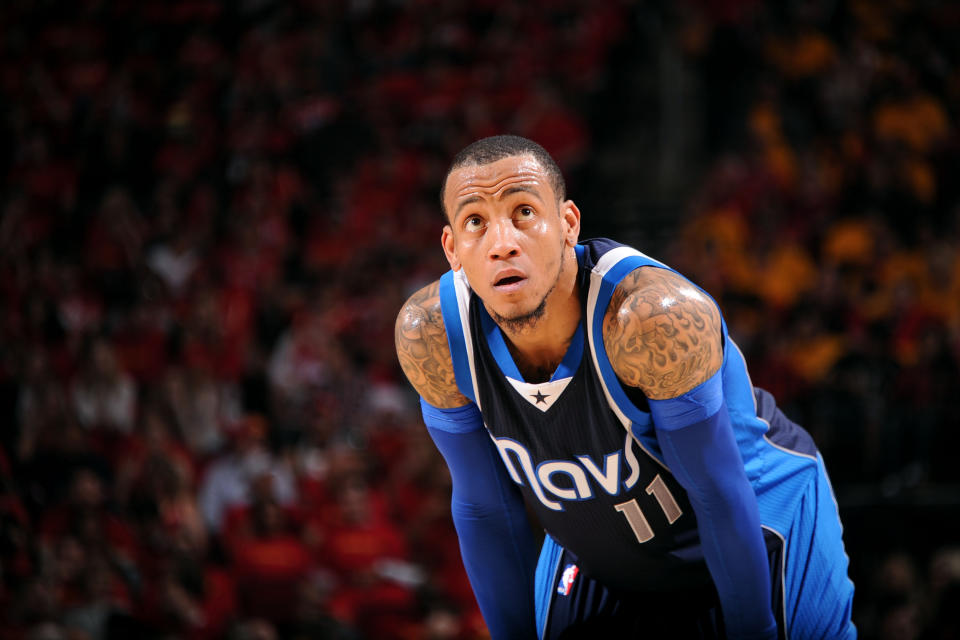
top-left (394, 280), bottom-right (470, 409)
top-left (395, 281), bottom-right (538, 640)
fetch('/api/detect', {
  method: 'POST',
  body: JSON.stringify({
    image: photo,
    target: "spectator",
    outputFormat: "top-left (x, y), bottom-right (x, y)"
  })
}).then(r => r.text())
top-left (197, 414), bottom-right (296, 535)
top-left (227, 489), bottom-right (314, 629)
top-left (70, 336), bottom-right (137, 438)
top-left (321, 470), bottom-right (422, 640)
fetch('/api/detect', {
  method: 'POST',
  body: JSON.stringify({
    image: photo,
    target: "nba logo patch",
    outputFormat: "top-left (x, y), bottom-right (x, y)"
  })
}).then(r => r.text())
top-left (557, 564), bottom-right (579, 596)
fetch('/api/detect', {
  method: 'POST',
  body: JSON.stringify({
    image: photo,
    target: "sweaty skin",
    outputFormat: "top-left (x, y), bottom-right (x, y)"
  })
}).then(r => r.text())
top-left (395, 281), bottom-right (469, 409)
top-left (603, 266), bottom-right (724, 399)
top-left (440, 156), bottom-right (582, 381)
top-left (396, 154), bottom-right (724, 408)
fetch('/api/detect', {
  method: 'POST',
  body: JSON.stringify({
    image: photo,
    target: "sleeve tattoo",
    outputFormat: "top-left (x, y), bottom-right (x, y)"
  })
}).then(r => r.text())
top-left (603, 267), bottom-right (723, 400)
top-left (395, 281), bottom-right (470, 408)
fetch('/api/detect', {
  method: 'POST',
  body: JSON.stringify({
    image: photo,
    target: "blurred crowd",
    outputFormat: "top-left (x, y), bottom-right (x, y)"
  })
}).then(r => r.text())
top-left (0, 1), bottom-right (623, 638)
top-left (669, 0), bottom-right (960, 496)
top-left (665, 2), bottom-right (960, 637)
top-left (0, 0), bottom-right (958, 639)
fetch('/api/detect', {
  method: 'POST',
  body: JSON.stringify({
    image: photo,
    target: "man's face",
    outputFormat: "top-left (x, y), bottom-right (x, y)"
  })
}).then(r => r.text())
top-left (441, 155), bottom-right (580, 327)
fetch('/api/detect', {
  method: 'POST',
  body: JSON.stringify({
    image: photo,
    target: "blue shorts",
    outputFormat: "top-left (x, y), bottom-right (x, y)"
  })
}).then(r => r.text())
top-left (533, 456), bottom-right (856, 639)
top-left (534, 533), bottom-right (782, 640)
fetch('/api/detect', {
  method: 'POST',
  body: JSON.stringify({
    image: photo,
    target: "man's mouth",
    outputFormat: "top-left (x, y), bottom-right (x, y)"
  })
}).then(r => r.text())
top-left (492, 271), bottom-right (528, 292)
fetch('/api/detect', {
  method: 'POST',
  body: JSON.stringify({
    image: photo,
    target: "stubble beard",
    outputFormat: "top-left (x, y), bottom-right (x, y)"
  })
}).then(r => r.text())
top-left (490, 241), bottom-right (568, 335)
top-left (491, 287), bottom-right (551, 334)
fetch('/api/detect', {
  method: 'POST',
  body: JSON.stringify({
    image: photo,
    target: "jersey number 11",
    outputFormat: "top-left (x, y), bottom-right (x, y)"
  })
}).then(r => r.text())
top-left (614, 474), bottom-right (683, 543)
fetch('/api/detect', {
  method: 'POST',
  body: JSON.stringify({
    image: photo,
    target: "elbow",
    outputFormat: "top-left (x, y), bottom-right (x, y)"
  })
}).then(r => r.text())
top-left (451, 496), bottom-right (511, 522)
top-left (677, 464), bottom-right (756, 517)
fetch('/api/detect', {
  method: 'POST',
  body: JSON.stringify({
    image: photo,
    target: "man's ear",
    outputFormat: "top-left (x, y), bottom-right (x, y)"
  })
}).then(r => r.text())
top-left (441, 225), bottom-right (461, 271)
top-left (561, 200), bottom-right (581, 247)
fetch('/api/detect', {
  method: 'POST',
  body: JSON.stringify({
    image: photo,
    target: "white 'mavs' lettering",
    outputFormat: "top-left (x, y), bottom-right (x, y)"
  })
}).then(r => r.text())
top-left (577, 452), bottom-right (620, 495)
top-left (493, 431), bottom-right (643, 511)
top-left (538, 462), bottom-right (590, 500)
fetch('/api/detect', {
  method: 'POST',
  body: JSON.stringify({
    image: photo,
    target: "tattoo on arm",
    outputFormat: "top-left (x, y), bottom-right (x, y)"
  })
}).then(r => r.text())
top-left (395, 281), bottom-right (470, 408)
top-left (603, 268), bottom-right (723, 400)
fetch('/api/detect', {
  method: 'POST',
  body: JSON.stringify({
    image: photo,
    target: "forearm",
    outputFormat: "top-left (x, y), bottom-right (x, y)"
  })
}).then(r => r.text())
top-left (422, 400), bottom-right (538, 640)
top-left (650, 372), bottom-right (776, 639)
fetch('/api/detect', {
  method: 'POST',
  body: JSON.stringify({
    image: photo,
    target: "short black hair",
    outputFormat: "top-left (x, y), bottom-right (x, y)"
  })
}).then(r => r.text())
top-left (439, 135), bottom-right (566, 220)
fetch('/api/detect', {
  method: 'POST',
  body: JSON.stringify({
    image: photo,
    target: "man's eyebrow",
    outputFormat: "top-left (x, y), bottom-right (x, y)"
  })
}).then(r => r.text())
top-left (453, 184), bottom-right (545, 219)
top-left (454, 195), bottom-right (482, 218)
top-left (501, 185), bottom-right (544, 201)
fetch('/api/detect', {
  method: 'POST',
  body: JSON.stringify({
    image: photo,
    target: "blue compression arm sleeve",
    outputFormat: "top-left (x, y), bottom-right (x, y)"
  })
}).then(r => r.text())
top-left (420, 398), bottom-right (538, 640)
top-left (648, 371), bottom-right (777, 640)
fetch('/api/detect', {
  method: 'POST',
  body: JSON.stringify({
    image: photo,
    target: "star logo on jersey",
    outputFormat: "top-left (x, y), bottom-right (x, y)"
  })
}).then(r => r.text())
top-left (531, 390), bottom-right (550, 405)
top-left (506, 377), bottom-right (570, 412)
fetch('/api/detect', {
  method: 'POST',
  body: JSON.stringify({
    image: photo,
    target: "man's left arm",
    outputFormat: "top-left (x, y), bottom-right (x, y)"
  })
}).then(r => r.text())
top-left (603, 266), bottom-right (777, 640)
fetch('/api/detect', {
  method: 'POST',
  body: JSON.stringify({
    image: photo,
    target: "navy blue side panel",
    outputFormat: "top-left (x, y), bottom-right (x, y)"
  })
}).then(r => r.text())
top-left (754, 388), bottom-right (817, 457)
top-left (439, 270), bottom-right (475, 403)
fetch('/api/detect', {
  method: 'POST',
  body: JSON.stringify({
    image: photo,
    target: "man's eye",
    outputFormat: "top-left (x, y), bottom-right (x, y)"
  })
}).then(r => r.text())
top-left (516, 207), bottom-right (534, 220)
top-left (464, 216), bottom-right (484, 231)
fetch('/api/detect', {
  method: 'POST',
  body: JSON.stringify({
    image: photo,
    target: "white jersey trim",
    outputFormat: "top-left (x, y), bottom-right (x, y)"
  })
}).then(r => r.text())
top-left (584, 246), bottom-right (670, 472)
top-left (452, 269), bottom-right (483, 411)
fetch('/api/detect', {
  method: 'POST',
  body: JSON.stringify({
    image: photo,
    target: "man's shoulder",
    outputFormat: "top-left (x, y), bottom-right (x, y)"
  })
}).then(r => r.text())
top-left (394, 279), bottom-right (469, 408)
top-left (601, 265), bottom-right (723, 400)
top-left (608, 264), bottom-right (691, 299)
top-left (397, 279), bottom-right (444, 326)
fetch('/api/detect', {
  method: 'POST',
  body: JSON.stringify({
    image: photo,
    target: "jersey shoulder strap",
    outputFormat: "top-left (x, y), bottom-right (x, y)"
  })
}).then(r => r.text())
top-left (581, 241), bottom-right (670, 450)
top-left (438, 269), bottom-right (478, 405)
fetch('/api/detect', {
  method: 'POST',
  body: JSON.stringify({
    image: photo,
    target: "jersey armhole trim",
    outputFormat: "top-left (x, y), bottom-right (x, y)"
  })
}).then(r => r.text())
top-left (585, 250), bottom-right (667, 467)
top-left (439, 270), bottom-right (476, 404)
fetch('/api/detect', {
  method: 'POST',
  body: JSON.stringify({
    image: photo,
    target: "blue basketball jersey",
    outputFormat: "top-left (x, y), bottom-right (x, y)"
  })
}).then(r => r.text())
top-left (438, 238), bottom-right (840, 603)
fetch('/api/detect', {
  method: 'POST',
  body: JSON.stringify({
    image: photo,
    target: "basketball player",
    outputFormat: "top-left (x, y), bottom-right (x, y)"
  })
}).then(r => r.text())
top-left (395, 135), bottom-right (856, 638)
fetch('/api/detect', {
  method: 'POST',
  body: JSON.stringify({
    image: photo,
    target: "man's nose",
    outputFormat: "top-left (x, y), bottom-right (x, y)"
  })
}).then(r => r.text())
top-left (486, 218), bottom-right (520, 260)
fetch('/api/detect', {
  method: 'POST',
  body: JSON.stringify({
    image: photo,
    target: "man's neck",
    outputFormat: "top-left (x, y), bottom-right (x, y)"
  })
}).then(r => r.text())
top-left (498, 279), bottom-right (581, 384)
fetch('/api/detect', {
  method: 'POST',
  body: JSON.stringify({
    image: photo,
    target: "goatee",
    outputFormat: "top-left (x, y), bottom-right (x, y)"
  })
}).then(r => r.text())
top-left (491, 293), bottom-right (549, 333)
top-left (491, 238), bottom-right (567, 335)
